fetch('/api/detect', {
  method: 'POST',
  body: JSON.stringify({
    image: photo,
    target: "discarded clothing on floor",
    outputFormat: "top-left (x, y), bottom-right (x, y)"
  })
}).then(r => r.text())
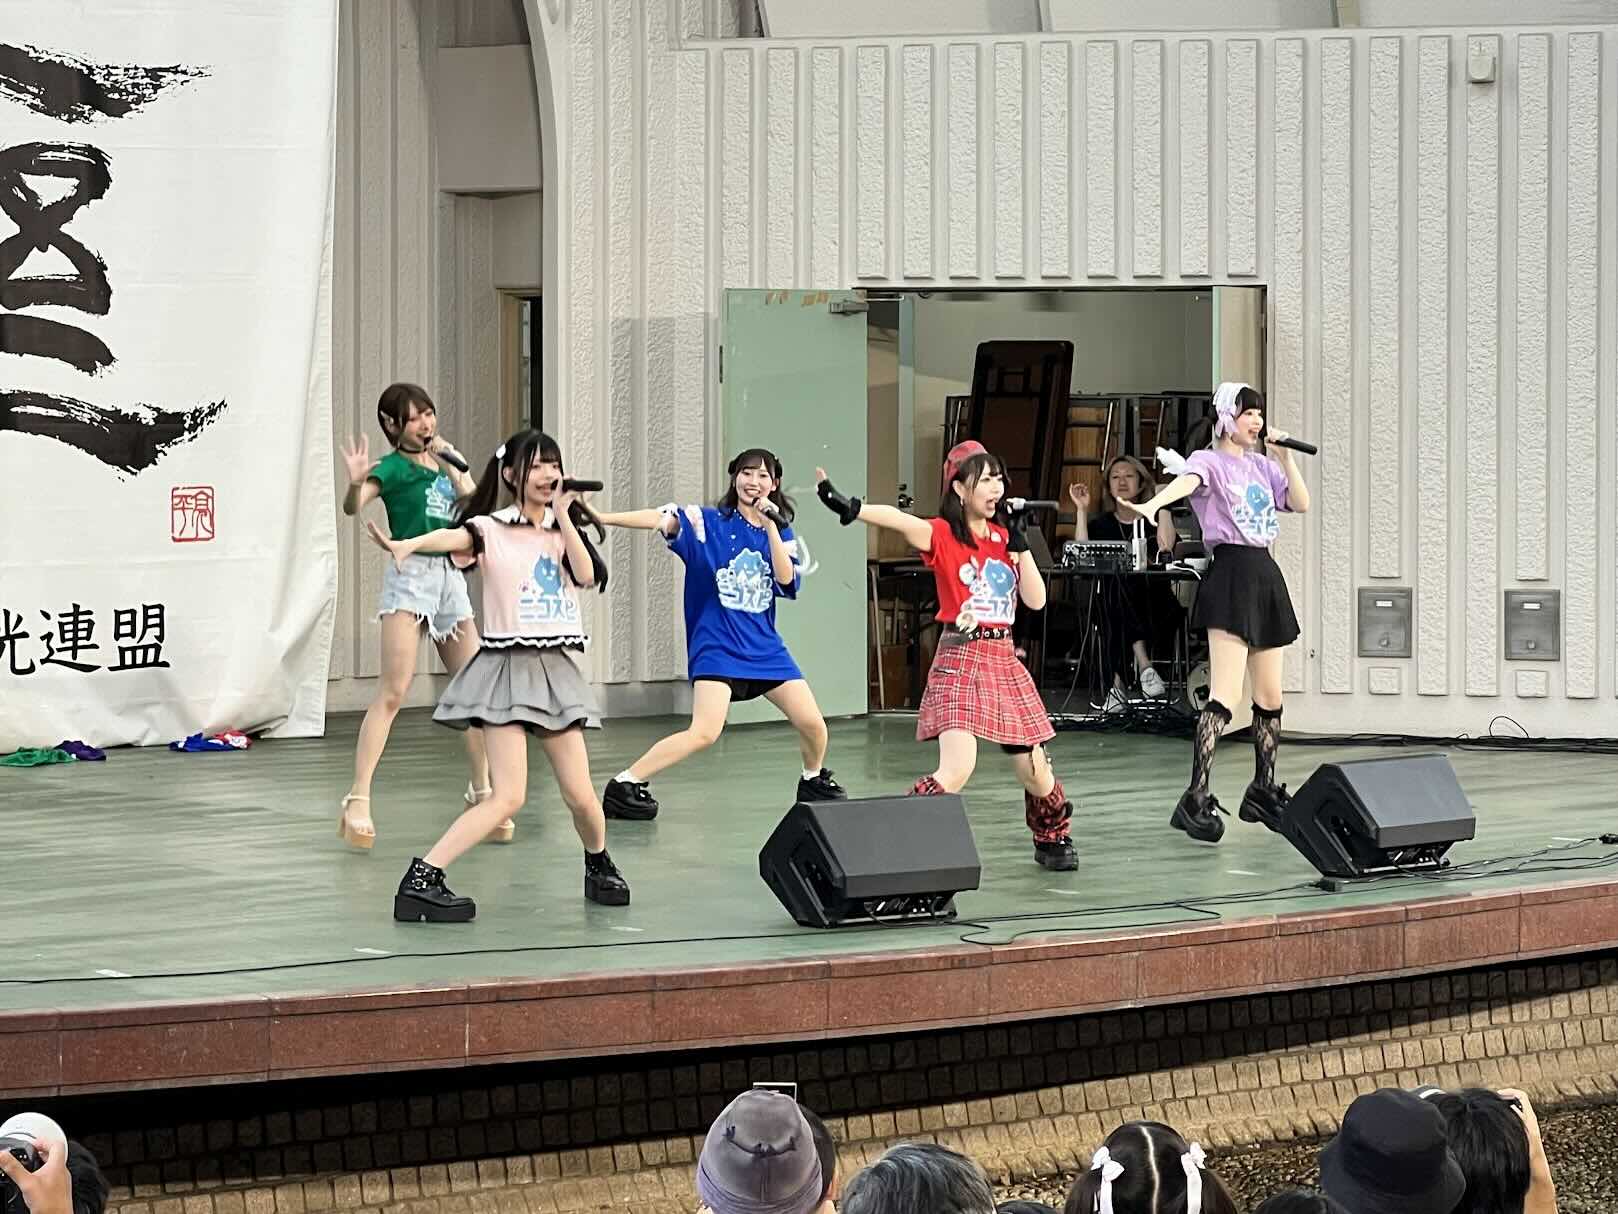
top-left (0, 748), bottom-right (76, 767)
top-left (168, 730), bottom-right (253, 753)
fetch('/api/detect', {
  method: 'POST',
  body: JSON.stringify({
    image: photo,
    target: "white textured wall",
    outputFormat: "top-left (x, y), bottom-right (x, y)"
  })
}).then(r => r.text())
top-left (528, 7), bottom-right (1618, 735)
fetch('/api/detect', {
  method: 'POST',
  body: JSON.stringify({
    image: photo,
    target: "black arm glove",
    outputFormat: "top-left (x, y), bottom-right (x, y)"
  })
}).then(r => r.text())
top-left (816, 478), bottom-right (863, 526)
top-left (1004, 507), bottom-right (1031, 553)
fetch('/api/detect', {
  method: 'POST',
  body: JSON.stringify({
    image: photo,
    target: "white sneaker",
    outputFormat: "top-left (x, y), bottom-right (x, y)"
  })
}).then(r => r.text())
top-left (1102, 687), bottom-right (1129, 714)
top-left (1140, 666), bottom-right (1166, 698)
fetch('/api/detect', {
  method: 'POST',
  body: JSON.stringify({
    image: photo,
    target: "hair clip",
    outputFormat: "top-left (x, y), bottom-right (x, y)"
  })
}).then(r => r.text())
top-left (1090, 1146), bottom-right (1124, 1214)
top-left (495, 443), bottom-right (507, 459)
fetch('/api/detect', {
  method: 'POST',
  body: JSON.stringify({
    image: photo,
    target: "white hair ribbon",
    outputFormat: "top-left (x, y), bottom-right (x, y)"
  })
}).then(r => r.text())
top-left (1155, 446), bottom-right (1190, 477)
top-left (1181, 1142), bottom-right (1207, 1214)
top-left (1090, 1146), bottom-right (1124, 1214)
top-left (1211, 381), bottom-right (1252, 439)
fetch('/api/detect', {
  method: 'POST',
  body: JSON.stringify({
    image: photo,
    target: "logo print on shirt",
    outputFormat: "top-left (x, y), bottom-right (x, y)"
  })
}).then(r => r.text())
top-left (1229, 479), bottom-right (1278, 544)
top-left (716, 548), bottom-right (773, 614)
top-left (957, 558), bottom-right (1017, 625)
top-left (517, 554), bottom-right (581, 628)
top-left (425, 473), bottom-right (456, 523)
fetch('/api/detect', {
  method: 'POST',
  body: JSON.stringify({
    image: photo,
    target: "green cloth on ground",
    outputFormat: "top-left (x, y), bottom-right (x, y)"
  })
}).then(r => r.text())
top-left (0, 748), bottom-right (77, 767)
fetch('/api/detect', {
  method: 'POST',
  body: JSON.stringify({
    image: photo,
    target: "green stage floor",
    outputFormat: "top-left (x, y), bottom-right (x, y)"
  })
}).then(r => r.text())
top-left (2, 712), bottom-right (1613, 1011)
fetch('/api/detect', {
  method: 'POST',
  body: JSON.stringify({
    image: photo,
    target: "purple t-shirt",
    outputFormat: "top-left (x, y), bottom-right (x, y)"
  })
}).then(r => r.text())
top-left (1184, 449), bottom-right (1291, 548)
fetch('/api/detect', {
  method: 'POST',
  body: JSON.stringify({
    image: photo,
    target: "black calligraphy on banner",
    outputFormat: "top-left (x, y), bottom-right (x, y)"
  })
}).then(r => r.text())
top-left (0, 602), bottom-right (171, 676)
top-left (0, 41), bottom-right (226, 477)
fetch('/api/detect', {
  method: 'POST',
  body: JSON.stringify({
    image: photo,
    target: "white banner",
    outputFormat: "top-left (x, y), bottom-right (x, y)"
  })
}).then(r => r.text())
top-left (0, 2), bottom-right (338, 749)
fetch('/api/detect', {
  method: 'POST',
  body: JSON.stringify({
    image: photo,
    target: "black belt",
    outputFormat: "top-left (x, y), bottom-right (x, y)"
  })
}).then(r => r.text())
top-left (949, 625), bottom-right (1011, 639)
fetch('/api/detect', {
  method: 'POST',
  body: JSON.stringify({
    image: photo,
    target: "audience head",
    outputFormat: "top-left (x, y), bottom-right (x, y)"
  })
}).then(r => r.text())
top-left (1416, 1088), bottom-right (1532, 1214)
top-left (796, 1104), bottom-right (838, 1209)
top-left (1252, 1190), bottom-right (1349, 1214)
top-left (841, 1142), bottom-right (995, 1214)
top-left (1318, 1088), bottom-right (1465, 1214)
top-left (696, 1090), bottom-right (823, 1214)
top-left (1100, 455), bottom-right (1157, 514)
top-left (1064, 1122), bottom-right (1237, 1214)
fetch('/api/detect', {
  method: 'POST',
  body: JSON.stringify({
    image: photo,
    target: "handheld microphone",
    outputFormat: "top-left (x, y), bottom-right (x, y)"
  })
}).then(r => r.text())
top-left (561, 477), bottom-right (604, 493)
top-left (431, 444), bottom-right (469, 472)
top-left (1268, 435), bottom-right (1317, 456)
top-left (1005, 498), bottom-right (1059, 514)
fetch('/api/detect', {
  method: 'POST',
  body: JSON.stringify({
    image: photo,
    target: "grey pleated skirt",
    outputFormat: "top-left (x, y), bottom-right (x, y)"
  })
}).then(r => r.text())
top-left (433, 645), bottom-right (601, 735)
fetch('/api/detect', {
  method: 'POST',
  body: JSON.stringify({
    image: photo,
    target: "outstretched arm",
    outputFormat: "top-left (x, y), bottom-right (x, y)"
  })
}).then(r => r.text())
top-left (815, 468), bottom-right (934, 552)
top-left (363, 521), bottom-right (472, 568)
top-left (596, 507), bottom-right (679, 536)
top-left (1121, 474), bottom-right (1201, 524)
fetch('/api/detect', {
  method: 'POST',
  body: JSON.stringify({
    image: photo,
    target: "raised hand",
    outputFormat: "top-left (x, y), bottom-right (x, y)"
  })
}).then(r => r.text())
top-left (814, 468), bottom-right (862, 525)
top-left (1068, 482), bottom-right (1090, 512)
top-left (341, 435), bottom-right (371, 485)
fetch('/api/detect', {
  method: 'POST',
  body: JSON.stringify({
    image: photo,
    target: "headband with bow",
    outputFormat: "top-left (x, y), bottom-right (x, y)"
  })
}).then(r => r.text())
top-left (1156, 381), bottom-right (1255, 475)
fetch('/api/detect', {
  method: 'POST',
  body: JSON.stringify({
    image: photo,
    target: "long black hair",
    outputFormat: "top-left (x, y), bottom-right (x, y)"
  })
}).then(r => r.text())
top-left (457, 429), bottom-right (609, 591)
top-left (939, 449), bottom-right (1009, 547)
top-left (376, 382), bottom-right (434, 448)
top-left (718, 448), bottom-right (796, 524)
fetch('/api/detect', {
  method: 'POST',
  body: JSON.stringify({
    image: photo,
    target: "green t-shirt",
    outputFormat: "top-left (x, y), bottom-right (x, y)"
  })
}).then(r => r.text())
top-left (369, 451), bottom-right (458, 540)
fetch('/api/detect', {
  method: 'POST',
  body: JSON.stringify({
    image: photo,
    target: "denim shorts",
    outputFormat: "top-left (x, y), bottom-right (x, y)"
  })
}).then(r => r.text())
top-left (377, 553), bottom-right (474, 641)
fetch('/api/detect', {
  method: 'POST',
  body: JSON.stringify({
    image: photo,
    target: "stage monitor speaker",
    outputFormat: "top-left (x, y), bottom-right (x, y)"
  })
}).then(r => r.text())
top-left (1281, 753), bottom-right (1476, 879)
top-left (759, 795), bottom-right (982, 928)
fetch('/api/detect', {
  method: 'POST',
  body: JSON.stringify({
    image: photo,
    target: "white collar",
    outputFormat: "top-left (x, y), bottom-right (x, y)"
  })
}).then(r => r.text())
top-left (492, 504), bottom-right (558, 529)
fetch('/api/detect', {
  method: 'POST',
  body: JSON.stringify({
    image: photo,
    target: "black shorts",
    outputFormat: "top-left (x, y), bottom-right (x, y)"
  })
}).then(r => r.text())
top-left (694, 676), bottom-right (784, 703)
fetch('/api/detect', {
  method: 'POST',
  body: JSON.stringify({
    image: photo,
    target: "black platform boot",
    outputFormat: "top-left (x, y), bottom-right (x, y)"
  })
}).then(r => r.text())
top-left (603, 777), bottom-right (659, 820)
top-left (394, 857), bottom-right (476, 923)
top-left (1239, 780), bottom-right (1291, 831)
top-left (584, 849), bottom-right (631, 906)
top-left (796, 769), bottom-right (848, 802)
top-left (1169, 790), bottom-right (1227, 843)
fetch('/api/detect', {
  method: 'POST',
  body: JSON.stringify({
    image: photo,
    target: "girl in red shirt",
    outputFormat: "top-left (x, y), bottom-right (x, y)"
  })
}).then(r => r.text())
top-left (815, 441), bottom-right (1077, 871)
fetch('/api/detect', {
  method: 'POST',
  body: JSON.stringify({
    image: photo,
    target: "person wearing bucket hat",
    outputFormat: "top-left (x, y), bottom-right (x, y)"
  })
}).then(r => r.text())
top-left (1318, 1089), bottom-right (1466, 1214)
top-left (814, 442), bottom-right (1081, 872)
top-left (696, 1090), bottom-right (823, 1214)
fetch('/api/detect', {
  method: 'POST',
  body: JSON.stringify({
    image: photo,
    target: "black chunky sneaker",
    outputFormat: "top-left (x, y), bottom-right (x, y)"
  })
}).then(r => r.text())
top-left (603, 777), bottom-right (659, 820)
top-left (796, 769), bottom-right (848, 802)
top-left (393, 857), bottom-right (476, 922)
top-left (584, 849), bottom-right (631, 906)
top-left (1239, 780), bottom-right (1291, 832)
top-left (1033, 837), bottom-right (1079, 870)
top-left (1169, 790), bottom-right (1227, 844)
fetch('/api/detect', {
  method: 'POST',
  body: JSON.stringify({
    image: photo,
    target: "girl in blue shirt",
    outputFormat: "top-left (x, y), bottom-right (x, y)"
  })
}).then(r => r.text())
top-left (595, 449), bottom-right (849, 818)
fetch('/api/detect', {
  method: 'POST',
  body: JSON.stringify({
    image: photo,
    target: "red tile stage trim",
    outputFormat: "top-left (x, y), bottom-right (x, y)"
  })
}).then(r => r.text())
top-left (5, 881), bottom-right (1618, 1098)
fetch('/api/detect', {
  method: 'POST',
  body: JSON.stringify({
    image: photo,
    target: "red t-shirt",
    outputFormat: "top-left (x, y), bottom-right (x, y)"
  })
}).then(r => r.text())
top-left (920, 516), bottom-right (1020, 627)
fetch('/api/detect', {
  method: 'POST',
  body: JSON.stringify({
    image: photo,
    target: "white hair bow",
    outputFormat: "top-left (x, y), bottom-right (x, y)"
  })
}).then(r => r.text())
top-left (1211, 381), bottom-right (1251, 439)
top-left (495, 442), bottom-right (507, 460)
top-left (1181, 1142), bottom-right (1207, 1214)
top-left (1090, 1146), bottom-right (1124, 1214)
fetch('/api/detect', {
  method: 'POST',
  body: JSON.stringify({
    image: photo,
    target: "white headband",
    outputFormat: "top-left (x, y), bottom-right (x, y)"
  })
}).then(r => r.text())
top-left (1182, 1142), bottom-right (1207, 1214)
top-left (1090, 1146), bottom-right (1124, 1214)
top-left (1211, 381), bottom-right (1252, 438)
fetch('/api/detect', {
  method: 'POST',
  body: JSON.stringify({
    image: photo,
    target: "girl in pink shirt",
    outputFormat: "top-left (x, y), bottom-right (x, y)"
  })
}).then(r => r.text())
top-left (366, 429), bottom-right (629, 921)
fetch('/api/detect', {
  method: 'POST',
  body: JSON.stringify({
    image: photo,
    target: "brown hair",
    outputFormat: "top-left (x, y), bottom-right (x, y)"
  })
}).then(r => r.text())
top-left (1098, 455), bottom-right (1157, 515)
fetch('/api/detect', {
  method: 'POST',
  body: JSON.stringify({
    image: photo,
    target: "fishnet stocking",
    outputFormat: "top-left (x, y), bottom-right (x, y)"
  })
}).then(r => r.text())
top-left (1252, 705), bottom-right (1282, 787)
top-left (1189, 701), bottom-right (1232, 796)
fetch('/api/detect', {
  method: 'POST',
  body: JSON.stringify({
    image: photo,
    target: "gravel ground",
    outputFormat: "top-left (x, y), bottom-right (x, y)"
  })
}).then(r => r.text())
top-left (994, 1102), bottom-right (1616, 1214)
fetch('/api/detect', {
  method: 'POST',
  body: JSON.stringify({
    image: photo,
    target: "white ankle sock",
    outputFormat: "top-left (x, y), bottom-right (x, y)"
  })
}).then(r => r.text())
top-left (802, 767), bottom-right (821, 780)
top-left (615, 769), bottom-right (640, 785)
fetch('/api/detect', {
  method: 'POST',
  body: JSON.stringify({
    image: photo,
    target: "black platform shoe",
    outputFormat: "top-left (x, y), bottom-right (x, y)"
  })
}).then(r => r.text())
top-left (394, 857), bottom-right (476, 922)
top-left (1239, 780), bottom-right (1291, 832)
top-left (584, 849), bottom-right (631, 906)
top-left (796, 769), bottom-right (848, 802)
top-left (603, 777), bottom-right (659, 820)
top-left (1170, 790), bottom-right (1227, 844)
top-left (1034, 837), bottom-right (1079, 870)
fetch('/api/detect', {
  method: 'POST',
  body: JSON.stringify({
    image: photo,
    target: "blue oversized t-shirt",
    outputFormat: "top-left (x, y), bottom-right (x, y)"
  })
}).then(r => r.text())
top-left (664, 504), bottom-right (803, 682)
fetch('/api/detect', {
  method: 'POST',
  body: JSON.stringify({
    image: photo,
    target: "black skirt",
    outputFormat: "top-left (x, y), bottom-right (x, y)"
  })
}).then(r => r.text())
top-left (1192, 544), bottom-right (1299, 650)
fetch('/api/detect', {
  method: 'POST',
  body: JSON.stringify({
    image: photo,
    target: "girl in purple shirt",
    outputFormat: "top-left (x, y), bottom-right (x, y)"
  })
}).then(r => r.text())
top-left (1124, 383), bottom-right (1311, 844)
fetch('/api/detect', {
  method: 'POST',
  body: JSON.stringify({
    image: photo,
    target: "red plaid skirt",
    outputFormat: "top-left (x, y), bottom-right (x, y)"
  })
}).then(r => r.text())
top-left (917, 631), bottom-right (1054, 747)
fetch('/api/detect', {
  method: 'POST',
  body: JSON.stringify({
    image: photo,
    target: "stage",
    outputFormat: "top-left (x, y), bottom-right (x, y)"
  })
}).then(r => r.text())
top-left (4, 711), bottom-right (1616, 1098)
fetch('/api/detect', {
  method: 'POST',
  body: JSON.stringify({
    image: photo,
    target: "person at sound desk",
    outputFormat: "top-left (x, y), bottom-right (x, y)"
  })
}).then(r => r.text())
top-left (1067, 455), bottom-right (1182, 711)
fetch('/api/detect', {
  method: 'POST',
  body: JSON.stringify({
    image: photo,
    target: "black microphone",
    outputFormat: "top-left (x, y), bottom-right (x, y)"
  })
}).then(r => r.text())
top-left (1268, 435), bottom-right (1317, 456)
top-left (1005, 498), bottom-right (1059, 513)
top-left (561, 477), bottom-right (604, 493)
top-left (432, 445), bottom-right (469, 472)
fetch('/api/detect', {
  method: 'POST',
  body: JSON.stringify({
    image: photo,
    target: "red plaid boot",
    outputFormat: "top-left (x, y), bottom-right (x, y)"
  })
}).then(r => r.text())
top-left (1026, 780), bottom-right (1077, 870)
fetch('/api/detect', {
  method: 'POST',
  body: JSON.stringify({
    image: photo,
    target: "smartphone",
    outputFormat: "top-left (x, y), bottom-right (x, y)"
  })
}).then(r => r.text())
top-left (752, 1081), bottom-right (799, 1102)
